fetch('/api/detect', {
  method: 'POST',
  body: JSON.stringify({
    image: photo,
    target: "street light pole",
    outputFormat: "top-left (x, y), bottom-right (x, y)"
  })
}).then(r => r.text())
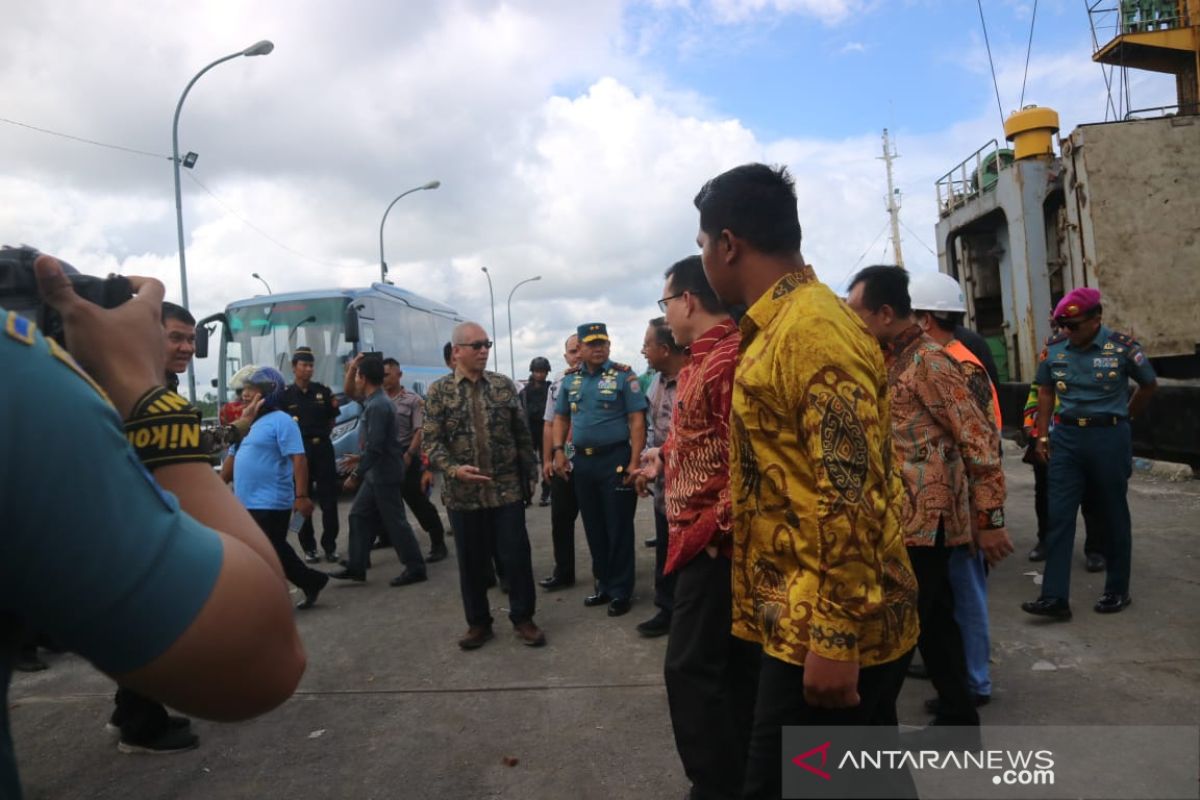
top-left (251, 272), bottom-right (272, 294)
top-left (379, 180), bottom-right (440, 283)
top-left (507, 276), bottom-right (542, 379)
top-left (480, 267), bottom-right (498, 372)
top-left (173, 39), bottom-right (274, 400)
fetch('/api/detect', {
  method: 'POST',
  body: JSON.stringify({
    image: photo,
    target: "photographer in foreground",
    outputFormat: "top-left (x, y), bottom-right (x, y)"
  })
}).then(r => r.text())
top-left (0, 254), bottom-right (306, 799)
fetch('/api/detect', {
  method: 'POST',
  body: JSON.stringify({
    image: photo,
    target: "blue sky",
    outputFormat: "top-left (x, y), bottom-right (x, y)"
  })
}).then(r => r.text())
top-left (622, 0), bottom-right (1098, 140)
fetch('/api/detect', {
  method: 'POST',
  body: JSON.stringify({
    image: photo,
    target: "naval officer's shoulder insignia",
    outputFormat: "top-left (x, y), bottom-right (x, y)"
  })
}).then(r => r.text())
top-left (4, 311), bottom-right (36, 346)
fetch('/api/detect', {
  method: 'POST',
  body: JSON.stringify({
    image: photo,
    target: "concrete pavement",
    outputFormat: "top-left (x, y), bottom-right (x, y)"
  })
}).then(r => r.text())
top-left (9, 461), bottom-right (1200, 799)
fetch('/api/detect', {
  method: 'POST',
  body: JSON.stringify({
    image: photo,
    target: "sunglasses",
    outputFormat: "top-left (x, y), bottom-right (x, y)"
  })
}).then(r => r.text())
top-left (1058, 318), bottom-right (1095, 331)
top-left (456, 339), bottom-right (493, 350)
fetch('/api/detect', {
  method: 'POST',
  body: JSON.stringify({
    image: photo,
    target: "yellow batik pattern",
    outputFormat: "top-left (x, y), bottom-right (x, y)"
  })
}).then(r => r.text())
top-left (730, 268), bottom-right (919, 667)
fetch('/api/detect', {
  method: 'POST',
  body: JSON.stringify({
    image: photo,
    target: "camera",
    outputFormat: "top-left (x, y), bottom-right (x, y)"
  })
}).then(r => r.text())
top-left (0, 244), bottom-right (133, 347)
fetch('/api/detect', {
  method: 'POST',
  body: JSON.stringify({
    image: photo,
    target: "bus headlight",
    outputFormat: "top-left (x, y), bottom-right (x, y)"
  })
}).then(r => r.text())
top-left (331, 418), bottom-right (358, 441)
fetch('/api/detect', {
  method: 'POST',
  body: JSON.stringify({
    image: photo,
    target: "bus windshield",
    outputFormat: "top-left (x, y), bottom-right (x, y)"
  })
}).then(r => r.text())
top-left (224, 298), bottom-right (352, 399)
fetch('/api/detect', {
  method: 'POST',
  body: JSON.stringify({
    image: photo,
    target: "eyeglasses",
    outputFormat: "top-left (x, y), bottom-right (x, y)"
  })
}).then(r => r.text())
top-left (657, 292), bottom-right (685, 313)
top-left (456, 339), bottom-right (493, 350)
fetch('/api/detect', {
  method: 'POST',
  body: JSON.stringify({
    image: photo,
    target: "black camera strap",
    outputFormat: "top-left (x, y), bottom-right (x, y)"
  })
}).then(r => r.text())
top-left (124, 387), bottom-right (209, 470)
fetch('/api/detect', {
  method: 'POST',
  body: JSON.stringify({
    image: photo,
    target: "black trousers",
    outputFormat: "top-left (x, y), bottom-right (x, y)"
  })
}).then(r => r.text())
top-left (652, 508), bottom-right (676, 613)
top-left (400, 457), bottom-right (446, 551)
top-left (112, 687), bottom-right (169, 739)
top-left (908, 532), bottom-right (978, 724)
top-left (549, 471), bottom-right (579, 581)
top-left (347, 478), bottom-right (425, 575)
top-left (1032, 458), bottom-right (1107, 554)
top-left (448, 502), bottom-right (537, 627)
top-left (573, 445), bottom-right (637, 600)
top-left (249, 509), bottom-right (328, 594)
top-left (298, 439), bottom-right (340, 555)
top-left (742, 648), bottom-right (915, 800)
top-left (665, 554), bottom-right (761, 800)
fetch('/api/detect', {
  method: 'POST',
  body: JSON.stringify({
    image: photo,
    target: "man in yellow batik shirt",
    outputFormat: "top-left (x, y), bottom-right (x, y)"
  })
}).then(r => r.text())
top-left (694, 163), bottom-right (919, 800)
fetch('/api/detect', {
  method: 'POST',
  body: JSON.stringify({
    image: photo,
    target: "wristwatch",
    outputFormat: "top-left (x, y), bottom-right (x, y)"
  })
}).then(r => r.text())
top-left (1037, 436), bottom-right (1049, 443)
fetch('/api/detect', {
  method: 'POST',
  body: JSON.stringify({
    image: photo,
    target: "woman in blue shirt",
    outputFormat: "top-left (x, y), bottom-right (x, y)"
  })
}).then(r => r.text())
top-left (222, 367), bottom-right (329, 608)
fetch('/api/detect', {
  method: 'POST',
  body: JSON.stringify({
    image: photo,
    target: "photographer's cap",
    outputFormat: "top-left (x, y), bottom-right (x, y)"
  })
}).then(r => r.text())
top-left (291, 346), bottom-right (315, 364)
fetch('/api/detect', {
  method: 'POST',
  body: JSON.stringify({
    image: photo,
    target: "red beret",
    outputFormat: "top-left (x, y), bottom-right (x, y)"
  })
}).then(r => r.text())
top-left (1053, 287), bottom-right (1101, 321)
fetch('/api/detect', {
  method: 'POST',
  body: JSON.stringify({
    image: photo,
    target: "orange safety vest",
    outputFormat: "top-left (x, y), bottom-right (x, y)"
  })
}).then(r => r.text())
top-left (944, 339), bottom-right (1003, 430)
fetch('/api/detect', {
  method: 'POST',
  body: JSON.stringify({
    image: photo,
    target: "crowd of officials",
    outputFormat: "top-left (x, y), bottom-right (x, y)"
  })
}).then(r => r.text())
top-left (0, 162), bottom-right (1157, 800)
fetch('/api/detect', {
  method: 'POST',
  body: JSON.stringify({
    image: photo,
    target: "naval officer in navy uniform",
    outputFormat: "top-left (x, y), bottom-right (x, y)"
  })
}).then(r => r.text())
top-left (551, 323), bottom-right (647, 617)
top-left (1022, 288), bottom-right (1157, 619)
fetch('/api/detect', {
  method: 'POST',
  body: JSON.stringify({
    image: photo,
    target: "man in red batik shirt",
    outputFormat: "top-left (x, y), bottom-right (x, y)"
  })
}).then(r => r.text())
top-left (638, 255), bottom-right (762, 800)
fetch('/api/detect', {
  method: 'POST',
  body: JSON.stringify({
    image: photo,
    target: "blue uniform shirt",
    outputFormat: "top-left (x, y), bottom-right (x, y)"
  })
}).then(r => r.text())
top-left (555, 358), bottom-right (647, 448)
top-left (1034, 324), bottom-right (1157, 418)
top-left (228, 410), bottom-right (305, 510)
top-left (0, 310), bottom-right (224, 799)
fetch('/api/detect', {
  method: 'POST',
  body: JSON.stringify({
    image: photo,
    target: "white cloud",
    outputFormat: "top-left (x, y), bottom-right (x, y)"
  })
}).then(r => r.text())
top-left (1, 0), bottom-right (1177, 398)
top-left (705, 0), bottom-right (867, 25)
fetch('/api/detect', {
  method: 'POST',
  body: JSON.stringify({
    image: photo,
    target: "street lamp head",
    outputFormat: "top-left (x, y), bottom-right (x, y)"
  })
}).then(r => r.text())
top-left (252, 272), bottom-right (262, 279)
top-left (242, 40), bottom-right (274, 57)
top-left (481, 266), bottom-right (489, 274)
top-left (422, 180), bottom-right (441, 191)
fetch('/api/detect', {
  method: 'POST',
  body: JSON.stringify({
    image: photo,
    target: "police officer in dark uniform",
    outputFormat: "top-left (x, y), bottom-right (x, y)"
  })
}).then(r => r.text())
top-left (282, 346), bottom-right (341, 563)
top-left (520, 356), bottom-right (553, 506)
top-left (551, 323), bottom-right (647, 617)
top-left (1022, 288), bottom-right (1157, 619)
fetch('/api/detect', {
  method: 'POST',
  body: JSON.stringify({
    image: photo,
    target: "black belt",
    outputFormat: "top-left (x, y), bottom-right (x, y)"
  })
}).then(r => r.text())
top-left (574, 441), bottom-right (627, 457)
top-left (1058, 415), bottom-right (1124, 428)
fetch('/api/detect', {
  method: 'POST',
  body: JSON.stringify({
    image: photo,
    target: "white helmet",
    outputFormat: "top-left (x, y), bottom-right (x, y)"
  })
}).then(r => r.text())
top-left (230, 364), bottom-right (261, 391)
top-left (909, 271), bottom-right (967, 314)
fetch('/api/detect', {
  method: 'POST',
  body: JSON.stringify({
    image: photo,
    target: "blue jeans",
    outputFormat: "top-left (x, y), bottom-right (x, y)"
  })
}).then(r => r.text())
top-left (948, 547), bottom-right (991, 697)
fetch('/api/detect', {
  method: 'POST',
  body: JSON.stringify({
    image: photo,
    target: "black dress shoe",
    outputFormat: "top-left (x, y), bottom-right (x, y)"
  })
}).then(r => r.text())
top-left (1028, 543), bottom-right (1048, 562)
top-left (539, 575), bottom-right (575, 590)
top-left (304, 550), bottom-right (320, 564)
top-left (1084, 552), bottom-right (1106, 573)
top-left (1021, 597), bottom-right (1072, 619)
top-left (297, 573), bottom-right (330, 609)
top-left (329, 568), bottom-right (366, 582)
top-left (427, 546), bottom-right (449, 563)
top-left (584, 592), bottom-right (612, 607)
top-left (1094, 593), bottom-right (1131, 613)
top-left (643, 537), bottom-right (657, 548)
top-left (538, 497), bottom-right (550, 507)
top-left (324, 551), bottom-right (341, 564)
top-left (636, 610), bottom-right (671, 637)
top-left (924, 694), bottom-right (990, 714)
top-left (389, 570), bottom-right (428, 587)
top-left (607, 598), bottom-right (632, 617)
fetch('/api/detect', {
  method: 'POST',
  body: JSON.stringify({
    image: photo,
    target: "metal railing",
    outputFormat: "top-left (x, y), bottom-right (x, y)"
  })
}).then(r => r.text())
top-left (935, 139), bottom-right (1002, 217)
top-left (1125, 102), bottom-right (1200, 118)
top-left (1088, 1), bottom-right (1191, 49)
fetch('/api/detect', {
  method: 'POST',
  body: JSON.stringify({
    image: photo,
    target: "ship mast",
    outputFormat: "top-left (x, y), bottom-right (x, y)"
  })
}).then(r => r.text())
top-left (880, 128), bottom-right (904, 268)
